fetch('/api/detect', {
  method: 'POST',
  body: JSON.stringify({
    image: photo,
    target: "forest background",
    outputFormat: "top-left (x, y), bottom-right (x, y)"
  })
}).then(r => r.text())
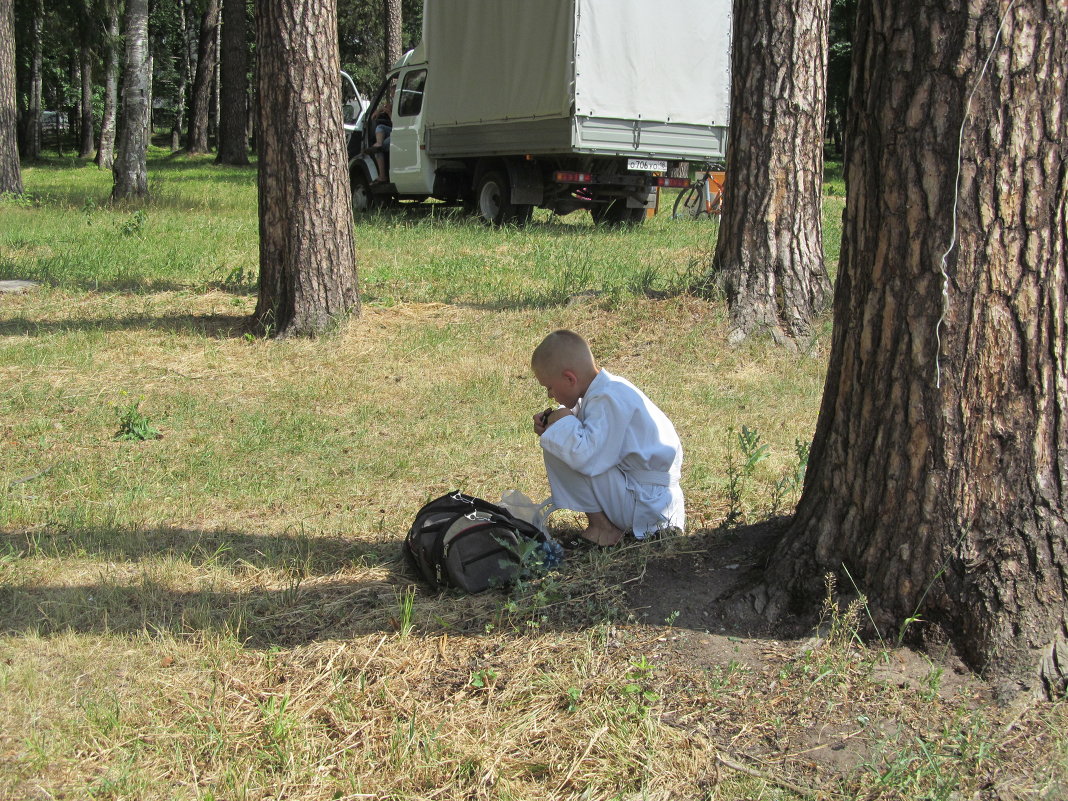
top-left (9, 0), bottom-right (853, 161)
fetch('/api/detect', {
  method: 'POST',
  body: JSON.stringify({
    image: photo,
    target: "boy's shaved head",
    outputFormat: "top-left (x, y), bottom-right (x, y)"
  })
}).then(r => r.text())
top-left (531, 330), bottom-right (597, 376)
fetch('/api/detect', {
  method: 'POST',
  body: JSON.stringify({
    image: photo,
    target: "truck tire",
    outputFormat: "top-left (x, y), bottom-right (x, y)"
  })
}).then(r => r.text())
top-left (592, 199), bottom-right (645, 226)
top-left (351, 168), bottom-right (380, 214)
top-left (476, 170), bottom-right (532, 226)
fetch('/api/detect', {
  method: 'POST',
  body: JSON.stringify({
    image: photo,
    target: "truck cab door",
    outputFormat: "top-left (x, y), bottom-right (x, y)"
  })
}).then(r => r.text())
top-left (388, 67), bottom-right (431, 193)
top-left (341, 71), bottom-right (366, 137)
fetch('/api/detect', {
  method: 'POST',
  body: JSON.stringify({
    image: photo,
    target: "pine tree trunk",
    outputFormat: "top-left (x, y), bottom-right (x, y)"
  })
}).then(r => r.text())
top-left (254, 0), bottom-right (359, 337)
top-left (79, 45), bottom-right (95, 158)
top-left (0, 0), bottom-right (21, 193)
top-left (383, 0), bottom-right (402, 70)
top-left (709, 0), bottom-right (831, 345)
top-left (187, 0), bottom-right (220, 154)
top-left (763, 0), bottom-right (1068, 699)
top-left (27, 0), bottom-right (43, 161)
top-left (112, 0), bottom-right (150, 200)
top-left (211, 23), bottom-right (220, 143)
top-left (216, 0), bottom-right (249, 164)
top-left (171, 0), bottom-right (191, 151)
top-left (96, 7), bottom-right (120, 168)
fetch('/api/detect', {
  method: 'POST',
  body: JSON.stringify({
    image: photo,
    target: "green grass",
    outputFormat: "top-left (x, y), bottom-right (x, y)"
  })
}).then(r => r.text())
top-left (1, 154), bottom-right (1063, 800)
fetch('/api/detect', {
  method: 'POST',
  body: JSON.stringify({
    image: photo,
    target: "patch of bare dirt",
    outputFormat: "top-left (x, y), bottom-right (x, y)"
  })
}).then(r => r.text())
top-left (623, 519), bottom-right (794, 638)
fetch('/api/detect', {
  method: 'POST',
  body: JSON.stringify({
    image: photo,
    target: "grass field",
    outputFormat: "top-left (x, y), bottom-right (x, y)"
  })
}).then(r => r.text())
top-left (1, 152), bottom-right (1064, 800)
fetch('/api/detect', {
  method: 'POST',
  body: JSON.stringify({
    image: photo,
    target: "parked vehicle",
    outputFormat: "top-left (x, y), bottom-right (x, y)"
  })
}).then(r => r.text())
top-left (346, 0), bottom-right (732, 225)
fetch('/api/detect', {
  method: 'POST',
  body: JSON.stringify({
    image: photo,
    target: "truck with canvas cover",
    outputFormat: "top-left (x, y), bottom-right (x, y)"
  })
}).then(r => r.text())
top-left (347, 0), bottom-right (732, 225)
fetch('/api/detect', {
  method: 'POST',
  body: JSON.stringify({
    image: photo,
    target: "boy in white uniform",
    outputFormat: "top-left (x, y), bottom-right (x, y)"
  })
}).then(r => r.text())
top-left (531, 330), bottom-right (685, 547)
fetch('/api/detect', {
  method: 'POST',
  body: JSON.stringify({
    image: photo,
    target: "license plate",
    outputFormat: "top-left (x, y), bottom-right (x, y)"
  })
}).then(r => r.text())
top-left (627, 159), bottom-right (668, 173)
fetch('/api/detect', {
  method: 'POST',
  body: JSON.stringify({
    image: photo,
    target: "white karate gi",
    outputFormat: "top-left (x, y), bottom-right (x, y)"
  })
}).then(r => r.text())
top-left (538, 369), bottom-right (685, 538)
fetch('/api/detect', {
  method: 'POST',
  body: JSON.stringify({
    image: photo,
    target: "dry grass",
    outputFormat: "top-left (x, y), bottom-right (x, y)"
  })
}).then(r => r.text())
top-left (1, 160), bottom-right (1064, 799)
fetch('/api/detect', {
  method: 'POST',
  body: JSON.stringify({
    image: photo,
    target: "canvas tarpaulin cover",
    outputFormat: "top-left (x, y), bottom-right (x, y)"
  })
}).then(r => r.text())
top-left (421, 0), bottom-right (730, 128)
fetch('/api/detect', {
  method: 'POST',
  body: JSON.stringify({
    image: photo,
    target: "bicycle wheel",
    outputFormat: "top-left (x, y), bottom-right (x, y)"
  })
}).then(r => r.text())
top-left (672, 182), bottom-right (708, 220)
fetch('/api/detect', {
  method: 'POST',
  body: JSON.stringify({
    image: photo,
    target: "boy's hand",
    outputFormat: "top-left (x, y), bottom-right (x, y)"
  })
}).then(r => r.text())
top-left (533, 407), bottom-right (573, 435)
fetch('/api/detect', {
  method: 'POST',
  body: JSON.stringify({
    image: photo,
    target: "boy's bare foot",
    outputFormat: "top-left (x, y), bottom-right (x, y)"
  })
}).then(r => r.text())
top-left (582, 512), bottom-right (624, 547)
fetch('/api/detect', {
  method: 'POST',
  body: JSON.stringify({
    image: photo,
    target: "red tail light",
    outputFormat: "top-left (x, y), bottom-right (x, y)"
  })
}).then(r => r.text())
top-left (653, 177), bottom-right (690, 188)
top-left (554, 171), bottom-right (593, 184)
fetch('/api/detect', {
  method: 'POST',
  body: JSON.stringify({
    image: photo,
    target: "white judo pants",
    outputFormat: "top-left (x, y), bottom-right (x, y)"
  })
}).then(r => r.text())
top-left (543, 453), bottom-right (685, 538)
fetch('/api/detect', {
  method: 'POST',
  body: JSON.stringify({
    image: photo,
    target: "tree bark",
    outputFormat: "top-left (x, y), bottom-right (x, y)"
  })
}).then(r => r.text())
top-left (171, 0), bottom-right (191, 151)
top-left (211, 21), bottom-right (220, 142)
top-left (763, 0), bottom-right (1068, 699)
top-left (27, 0), bottom-right (43, 160)
top-left (112, 0), bottom-right (150, 200)
top-left (383, 0), bottom-right (402, 70)
top-left (708, 0), bottom-right (832, 345)
top-left (96, 5), bottom-right (120, 168)
top-left (216, 0), bottom-right (249, 164)
top-left (78, 44), bottom-right (95, 158)
top-left (0, 0), bottom-right (21, 193)
top-left (187, 0), bottom-right (220, 154)
top-left (254, 0), bottom-right (359, 337)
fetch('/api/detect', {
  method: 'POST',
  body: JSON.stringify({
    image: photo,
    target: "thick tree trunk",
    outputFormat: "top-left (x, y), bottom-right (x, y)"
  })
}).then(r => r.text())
top-left (708, 0), bottom-right (831, 345)
top-left (216, 0), bottom-right (249, 164)
top-left (78, 45), bottom-right (95, 158)
top-left (0, 0), bottom-right (21, 193)
top-left (254, 0), bottom-right (359, 337)
top-left (112, 0), bottom-right (150, 200)
top-left (763, 0), bottom-right (1068, 698)
top-left (96, 7), bottom-right (120, 168)
top-left (187, 0), bottom-right (220, 154)
top-left (383, 0), bottom-right (402, 70)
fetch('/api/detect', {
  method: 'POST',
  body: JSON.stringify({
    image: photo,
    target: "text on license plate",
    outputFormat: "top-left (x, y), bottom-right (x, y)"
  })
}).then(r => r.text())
top-left (627, 159), bottom-right (668, 173)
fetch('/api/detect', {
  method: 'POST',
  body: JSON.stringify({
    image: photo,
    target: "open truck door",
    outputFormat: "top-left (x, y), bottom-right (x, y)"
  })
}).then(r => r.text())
top-left (341, 71), bottom-right (367, 144)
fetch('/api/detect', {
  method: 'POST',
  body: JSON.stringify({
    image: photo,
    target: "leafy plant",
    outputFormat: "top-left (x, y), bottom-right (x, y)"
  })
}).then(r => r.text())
top-left (118, 209), bottom-right (148, 237)
top-left (113, 400), bottom-right (162, 442)
top-left (721, 425), bottom-right (770, 527)
top-left (469, 667), bottom-right (499, 689)
top-left (562, 686), bottom-right (582, 712)
top-left (620, 654), bottom-right (659, 715)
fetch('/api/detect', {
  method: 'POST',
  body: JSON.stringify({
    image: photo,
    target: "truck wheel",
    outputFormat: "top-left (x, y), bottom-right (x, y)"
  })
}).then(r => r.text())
top-left (351, 168), bottom-right (379, 214)
top-left (476, 170), bottom-right (530, 226)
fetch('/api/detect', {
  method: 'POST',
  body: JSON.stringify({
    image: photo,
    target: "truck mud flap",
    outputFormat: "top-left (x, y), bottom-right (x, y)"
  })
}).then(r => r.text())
top-left (505, 161), bottom-right (544, 206)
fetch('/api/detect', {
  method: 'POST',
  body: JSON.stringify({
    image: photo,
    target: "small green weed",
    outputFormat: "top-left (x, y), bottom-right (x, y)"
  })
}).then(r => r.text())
top-left (721, 425), bottom-right (769, 527)
top-left (113, 399), bottom-right (162, 442)
top-left (395, 584), bottom-right (416, 638)
top-left (620, 654), bottom-right (659, 716)
top-left (0, 190), bottom-right (37, 207)
top-left (469, 667), bottom-right (499, 690)
top-left (118, 209), bottom-right (148, 237)
top-left (562, 686), bottom-right (582, 712)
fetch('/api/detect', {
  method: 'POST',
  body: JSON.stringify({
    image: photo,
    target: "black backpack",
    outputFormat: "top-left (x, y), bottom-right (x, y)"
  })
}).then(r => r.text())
top-left (405, 491), bottom-right (553, 593)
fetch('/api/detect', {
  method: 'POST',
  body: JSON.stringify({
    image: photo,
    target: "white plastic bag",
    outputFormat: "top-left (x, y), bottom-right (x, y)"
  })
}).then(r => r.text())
top-left (499, 489), bottom-right (556, 535)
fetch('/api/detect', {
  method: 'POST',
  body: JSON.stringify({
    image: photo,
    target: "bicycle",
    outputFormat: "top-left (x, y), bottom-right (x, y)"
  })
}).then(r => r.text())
top-left (671, 164), bottom-right (726, 219)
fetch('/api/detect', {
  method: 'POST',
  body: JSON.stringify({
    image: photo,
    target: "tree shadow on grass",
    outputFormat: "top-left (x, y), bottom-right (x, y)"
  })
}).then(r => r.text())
top-left (0, 525), bottom-right (412, 647)
top-left (0, 311), bottom-right (253, 338)
top-left (0, 522), bottom-right (795, 648)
